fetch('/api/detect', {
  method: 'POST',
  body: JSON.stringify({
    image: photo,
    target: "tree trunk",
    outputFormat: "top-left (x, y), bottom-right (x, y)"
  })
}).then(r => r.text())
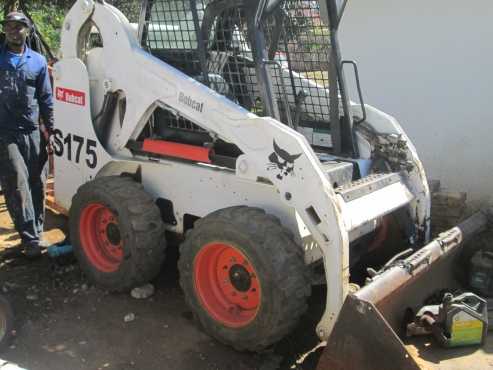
top-left (3, 0), bottom-right (19, 17)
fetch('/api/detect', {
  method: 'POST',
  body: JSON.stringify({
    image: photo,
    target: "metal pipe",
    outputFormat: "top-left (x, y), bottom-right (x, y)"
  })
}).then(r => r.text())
top-left (190, 0), bottom-right (210, 87)
top-left (326, 0), bottom-right (358, 157)
top-left (356, 210), bottom-right (490, 305)
top-left (263, 59), bottom-right (294, 129)
top-left (137, 0), bottom-right (149, 45)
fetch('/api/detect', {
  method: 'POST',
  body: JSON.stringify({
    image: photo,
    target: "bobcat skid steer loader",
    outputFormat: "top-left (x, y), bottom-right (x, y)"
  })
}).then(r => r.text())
top-left (51, 0), bottom-right (491, 368)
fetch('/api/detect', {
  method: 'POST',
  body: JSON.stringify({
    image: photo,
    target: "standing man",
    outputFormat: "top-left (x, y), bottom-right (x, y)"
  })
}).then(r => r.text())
top-left (0, 12), bottom-right (54, 258)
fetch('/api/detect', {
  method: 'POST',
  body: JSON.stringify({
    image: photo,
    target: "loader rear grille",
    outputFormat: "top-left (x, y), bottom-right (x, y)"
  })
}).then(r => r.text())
top-left (156, 108), bottom-right (207, 133)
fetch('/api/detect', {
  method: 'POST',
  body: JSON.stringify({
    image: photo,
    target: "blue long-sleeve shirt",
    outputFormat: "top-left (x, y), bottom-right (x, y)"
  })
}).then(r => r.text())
top-left (0, 44), bottom-right (54, 133)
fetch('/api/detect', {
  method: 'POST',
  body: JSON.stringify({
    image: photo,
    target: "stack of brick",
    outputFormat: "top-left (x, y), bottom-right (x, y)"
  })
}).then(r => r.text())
top-left (430, 185), bottom-right (467, 237)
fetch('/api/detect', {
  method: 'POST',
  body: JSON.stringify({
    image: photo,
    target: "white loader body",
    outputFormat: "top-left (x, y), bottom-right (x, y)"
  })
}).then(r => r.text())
top-left (53, 0), bottom-right (430, 340)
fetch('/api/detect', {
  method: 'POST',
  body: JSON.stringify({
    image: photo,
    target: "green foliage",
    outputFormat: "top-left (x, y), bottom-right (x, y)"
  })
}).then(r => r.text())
top-left (28, 3), bottom-right (65, 51)
top-left (0, 1), bottom-right (67, 52)
top-left (0, 1), bottom-right (140, 51)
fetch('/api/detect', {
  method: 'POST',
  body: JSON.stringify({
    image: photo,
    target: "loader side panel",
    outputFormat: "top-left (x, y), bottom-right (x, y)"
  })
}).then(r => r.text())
top-left (97, 158), bottom-right (309, 247)
top-left (53, 59), bottom-right (112, 209)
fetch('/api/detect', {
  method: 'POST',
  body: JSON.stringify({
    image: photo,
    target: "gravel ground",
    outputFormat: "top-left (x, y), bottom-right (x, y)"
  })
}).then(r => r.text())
top-left (0, 195), bottom-right (323, 370)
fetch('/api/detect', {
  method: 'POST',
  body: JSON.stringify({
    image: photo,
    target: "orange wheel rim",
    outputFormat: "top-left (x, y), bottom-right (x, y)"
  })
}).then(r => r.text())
top-left (79, 203), bottom-right (124, 272)
top-left (194, 242), bottom-right (261, 328)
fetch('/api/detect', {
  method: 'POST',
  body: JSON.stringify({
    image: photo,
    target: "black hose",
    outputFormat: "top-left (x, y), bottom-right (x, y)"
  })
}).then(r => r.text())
top-left (383, 248), bottom-right (414, 268)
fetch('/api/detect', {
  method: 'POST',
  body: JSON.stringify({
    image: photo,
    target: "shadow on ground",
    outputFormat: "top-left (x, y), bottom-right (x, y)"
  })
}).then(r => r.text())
top-left (0, 204), bottom-right (325, 370)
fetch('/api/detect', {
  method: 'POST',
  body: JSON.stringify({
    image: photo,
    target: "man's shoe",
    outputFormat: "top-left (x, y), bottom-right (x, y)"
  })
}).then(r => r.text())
top-left (24, 245), bottom-right (42, 259)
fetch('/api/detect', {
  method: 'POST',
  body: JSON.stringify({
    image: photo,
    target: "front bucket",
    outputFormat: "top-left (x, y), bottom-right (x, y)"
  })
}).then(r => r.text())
top-left (317, 210), bottom-right (490, 370)
top-left (318, 294), bottom-right (420, 370)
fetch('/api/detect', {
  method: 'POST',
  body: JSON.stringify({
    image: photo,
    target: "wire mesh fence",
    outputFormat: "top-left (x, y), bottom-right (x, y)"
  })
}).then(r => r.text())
top-left (109, 0), bottom-right (334, 133)
top-left (266, 0), bottom-right (332, 123)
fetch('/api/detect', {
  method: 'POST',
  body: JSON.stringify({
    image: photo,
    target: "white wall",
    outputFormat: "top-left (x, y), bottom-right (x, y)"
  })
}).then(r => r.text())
top-left (339, 1), bottom-right (493, 201)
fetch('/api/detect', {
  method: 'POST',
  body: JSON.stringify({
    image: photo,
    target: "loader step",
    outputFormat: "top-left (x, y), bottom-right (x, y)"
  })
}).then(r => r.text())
top-left (335, 172), bottom-right (401, 202)
top-left (336, 172), bottom-right (414, 230)
top-left (45, 178), bottom-right (68, 216)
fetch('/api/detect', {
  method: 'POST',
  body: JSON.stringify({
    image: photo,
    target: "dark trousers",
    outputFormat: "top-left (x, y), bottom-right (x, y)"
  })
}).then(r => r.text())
top-left (0, 130), bottom-right (48, 247)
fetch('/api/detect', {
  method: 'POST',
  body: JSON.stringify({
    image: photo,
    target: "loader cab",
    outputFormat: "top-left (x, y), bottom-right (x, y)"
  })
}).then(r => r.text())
top-left (137, 0), bottom-right (358, 159)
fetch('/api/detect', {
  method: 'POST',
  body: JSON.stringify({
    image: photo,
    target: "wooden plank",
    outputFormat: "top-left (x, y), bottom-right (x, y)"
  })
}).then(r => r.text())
top-left (45, 178), bottom-right (68, 216)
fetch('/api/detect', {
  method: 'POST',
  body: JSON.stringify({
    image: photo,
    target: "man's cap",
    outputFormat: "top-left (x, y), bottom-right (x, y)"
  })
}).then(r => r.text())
top-left (1, 12), bottom-right (31, 28)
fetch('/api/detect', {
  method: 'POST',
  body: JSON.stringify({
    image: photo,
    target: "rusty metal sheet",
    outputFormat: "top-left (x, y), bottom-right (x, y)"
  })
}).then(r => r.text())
top-left (355, 211), bottom-right (488, 334)
top-left (317, 294), bottom-right (420, 370)
top-left (317, 210), bottom-right (491, 370)
top-left (373, 248), bottom-right (462, 335)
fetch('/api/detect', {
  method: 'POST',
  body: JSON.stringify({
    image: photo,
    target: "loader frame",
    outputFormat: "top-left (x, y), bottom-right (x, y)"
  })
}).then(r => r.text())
top-left (53, 0), bottom-right (431, 342)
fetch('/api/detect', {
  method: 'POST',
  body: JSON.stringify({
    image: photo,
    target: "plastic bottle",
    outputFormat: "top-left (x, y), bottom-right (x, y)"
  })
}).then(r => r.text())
top-left (47, 244), bottom-right (73, 258)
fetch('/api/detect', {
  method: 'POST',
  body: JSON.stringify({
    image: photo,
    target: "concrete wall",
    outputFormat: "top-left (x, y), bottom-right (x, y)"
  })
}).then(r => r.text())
top-left (339, 1), bottom-right (493, 202)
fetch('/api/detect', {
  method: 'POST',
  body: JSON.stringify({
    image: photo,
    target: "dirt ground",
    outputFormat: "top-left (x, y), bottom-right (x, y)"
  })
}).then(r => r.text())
top-left (0, 194), bottom-right (492, 370)
top-left (0, 195), bottom-right (324, 370)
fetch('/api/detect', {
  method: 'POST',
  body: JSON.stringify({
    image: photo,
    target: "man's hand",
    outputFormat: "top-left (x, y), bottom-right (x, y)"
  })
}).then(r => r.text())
top-left (40, 124), bottom-right (53, 155)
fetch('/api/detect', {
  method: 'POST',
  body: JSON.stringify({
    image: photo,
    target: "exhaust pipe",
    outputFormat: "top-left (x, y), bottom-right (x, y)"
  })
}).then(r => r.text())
top-left (317, 209), bottom-right (491, 370)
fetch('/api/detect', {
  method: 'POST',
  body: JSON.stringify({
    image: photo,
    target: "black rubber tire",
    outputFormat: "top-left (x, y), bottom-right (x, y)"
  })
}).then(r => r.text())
top-left (69, 176), bottom-right (166, 292)
top-left (178, 206), bottom-right (311, 352)
top-left (0, 295), bottom-right (14, 351)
